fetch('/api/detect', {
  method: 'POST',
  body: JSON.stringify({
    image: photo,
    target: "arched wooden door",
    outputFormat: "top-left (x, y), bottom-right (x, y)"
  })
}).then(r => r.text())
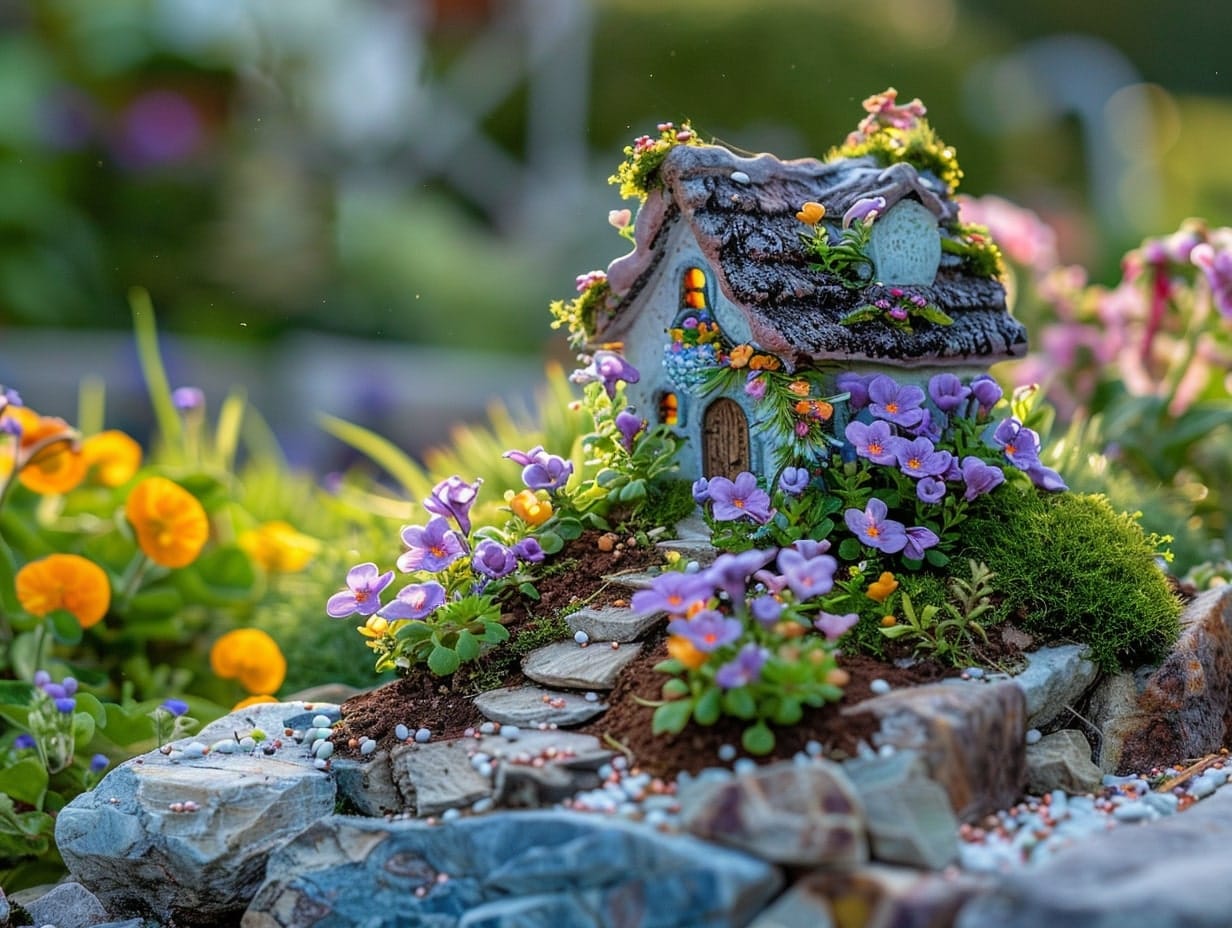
top-left (702, 398), bottom-right (750, 480)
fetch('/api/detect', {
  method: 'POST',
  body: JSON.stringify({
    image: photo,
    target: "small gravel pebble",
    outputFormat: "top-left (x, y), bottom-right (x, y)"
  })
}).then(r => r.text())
top-left (314, 741), bottom-right (334, 760)
top-left (1024, 728), bottom-right (1042, 745)
top-left (584, 691), bottom-right (599, 703)
top-left (574, 630), bottom-right (589, 645)
top-left (869, 678), bottom-right (891, 695)
top-left (502, 725), bottom-right (521, 740)
top-left (312, 714), bottom-right (332, 729)
top-left (414, 728), bottom-right (432, 744)
top-left (717, 744), bottom-right (738, 763)
top-left (394, 724), bottom-right (410, 741)
top-left (479, 721), bottom-right (498, 735)
top-left (360, 739), bottom-right (377, 756)
top-left (730, 170), bottom-right (751, 184)
top-left (733, 758), bottom-right (758, 776)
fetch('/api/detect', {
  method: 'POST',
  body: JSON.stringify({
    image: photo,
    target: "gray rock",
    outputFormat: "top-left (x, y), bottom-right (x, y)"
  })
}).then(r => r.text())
top-left (18, 881), bottom-right (108, 928)
top-left (331, 750), bottom-right (402, 816)
top-left (601, 569), bottom-right (661, 591)
top-left (956, 784), bottom-right (1232, 928)
top-left (1084, 668), bottom-right (1147, 772)
top-left (843, 750), bottom-right (959, 869)
top-left (0, 884), bottom-right (8, 926)
top-left (56, 718), bottom-right (335, 926)
top-left (390, 739), bottom-right (493, 817)
top-left (244, 810), bottom-right (782, 927)
top-left (194, 699), bottom-right (340, 744)
top-left (564, 603), bottom-right (663, 642)
top-left (473, 684), bottom-right (608, 727)
top-left (1024, 729), bottom-right (1103, 795)
top-left (521, 639), bottom-right (643, 690)
top-left (1008, 643), bottom-right (1099, 730)
top-left (283, 682), bottom-right (362, 705)
top-left (846, 680), bottom-right (1026, 822)
top-left (678, 759), bottom-right (868, 867)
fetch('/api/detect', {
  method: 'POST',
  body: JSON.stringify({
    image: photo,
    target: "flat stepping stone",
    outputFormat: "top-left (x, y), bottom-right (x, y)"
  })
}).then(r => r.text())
top-left (474, 684), bottom-right (607, 727)
top-left (601, 569), bottom-right (662, 591)
top-left (566, 604), bottom-right (663, 642)
top-left (521, 640), bottom-right (643, 691)
top-left (655, 537), bottom-right (718, 564)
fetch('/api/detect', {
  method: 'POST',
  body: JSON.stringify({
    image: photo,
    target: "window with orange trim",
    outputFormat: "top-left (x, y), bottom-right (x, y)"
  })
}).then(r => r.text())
top-left (657, 391), bottom-right (679, 426)
top-left (682, 267), bottom-right (708, 310)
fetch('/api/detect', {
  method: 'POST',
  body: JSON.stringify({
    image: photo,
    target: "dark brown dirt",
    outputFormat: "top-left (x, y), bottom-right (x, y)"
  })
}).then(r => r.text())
top-left (331, 530), bottom-right (1027, 775)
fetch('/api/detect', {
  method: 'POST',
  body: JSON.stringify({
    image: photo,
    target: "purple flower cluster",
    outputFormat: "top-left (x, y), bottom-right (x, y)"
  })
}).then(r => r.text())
top-left (34, 670), bottom-right (78, 714)
top-left (990, 418), bottom-right (1068, 491)
top-left (572, 350), bottom-right (640, 399)
top-left (699, 472), bottom-right (773, 524)
top-left (504, 446), bottom-right (573, 492)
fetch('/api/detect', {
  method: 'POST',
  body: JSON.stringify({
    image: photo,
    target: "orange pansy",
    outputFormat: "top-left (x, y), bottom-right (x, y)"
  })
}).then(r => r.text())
top-left (509, 490), bottom-right (553, 527)
top-left (210, 628), bottom-right (287, 695)
top-left (13, 411), bottom-right (86, 495)
top-left (125, 476), bottom-right (209, 568)
top-left (15, 553), bottom-right (111, 629)
top-left (238, 521), bottom-right (318, 573)
top-left (867, 571), bottom-right (899, 603)
top-left (666, 634), bottom-right (707, 670)
top-left (82, 430), bottom-right (142, 487)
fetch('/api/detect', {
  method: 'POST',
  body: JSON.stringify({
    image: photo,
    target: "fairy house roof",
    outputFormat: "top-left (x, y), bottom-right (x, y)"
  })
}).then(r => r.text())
top-left (599, 143), bottom-right (1027, 369)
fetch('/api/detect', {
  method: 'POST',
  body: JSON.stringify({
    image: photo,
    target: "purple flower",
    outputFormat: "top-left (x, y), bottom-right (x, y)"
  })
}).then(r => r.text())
top-left (902, 525), bottom-right (940, 561)
top-left (424, 476), bottom-right (482, 535)
top-left (715, 643), bottom-right (770, 689)
top-left (505, 447), bottom-right (573, 492)
top-left (631, 572), bottom-right (712, 617)
top-left (778, 466), bottom-right (811, 496)
top-left (916, 476), bottom-right (947, 504)
top-left (991, 418), bottom-right (1042, 470)
top-left (117, 90), bottom-right (203, 168)
top-left (845, 420), bottom-right (897, 466)
top-left (576, 350), bottom-right (640, 399)
top-left (397, 517), bottom-right (464, 573)
top-left (814, 611), bottom-right (859, 641)
top-left (89, 753), bottom-right (109, 773)
top-left (171, 386), bottom-right (205, 413)
top-left (691, 478), bottom-right (711, 505)
top-left (776, 547), bottom-right (838, 600)
top-left (381, 581), bottom-right (446, 619)
top-left (707, 549), bottom-right (776, 601)
top-left (3, 387), bottom-right (23, 407)
top-left (0, 418), bottom-right (21, 438)
top-left (836, 372), bottom-right (870, 410)
top-left (844, 498), bottom-right (908, 554)
top-left (42, 683), bottom-right (66, 700)
top-left (13, 733), bottom-right (35, 750)
top-left (843, 195), bottom-right (887, 228)
top-left (1192, 242), bottom-right (1232, 319)
top-left (707, 473), bottom-right (773, 524)
top-left (907, 408), bottom-right (943, 443)
top-left (62, 677), bottom-right (78, 695)
top-left (928, 373), bottom-right (971, 413)
top-left (867, 375), bottom-right (926, 429)
top-left (472, 539), bottom-right (517, 580)
top-left (890, 436), bottom-right (952, 479)
top-left (790, 538), bottom-right (832, 559)
top-left (750, 595), bottom-right (784, 626)
top-left (33, 670), bottom-right (50, 687)
top-left (1025, 462), bottom-right (1068, 492)
top-left (960, 456), bottom-right (1005, 501)
top-left (667, 609), bottom-right (742, 653)
top-left (615, 409), bottom-right (646, 452)
top-left (744, 373), bottom-right (767, 400)
top-left (327, 562), bottom-right (395, 618)
top-left (55, 697), bottom-right (76, 714)
top-left (161, 698), bottom-right (190, 717)
top-left (969, 375), bottom-right (1003, 412)
top-left (513, 537), bottom-right (546, 563)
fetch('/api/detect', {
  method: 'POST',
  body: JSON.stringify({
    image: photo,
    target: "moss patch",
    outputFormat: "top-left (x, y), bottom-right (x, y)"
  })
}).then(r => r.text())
top-left (961, 490), bottom-right (1181, 672)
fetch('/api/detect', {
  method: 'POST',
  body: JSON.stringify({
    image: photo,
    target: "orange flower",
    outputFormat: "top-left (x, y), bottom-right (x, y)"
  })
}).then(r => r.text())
top-left (238, 521), bottom-right (318, 573)
top-left (794, 399), bottom-right (812, 416)
top-left (125, 476), bottom-right (209, 568)
top-left (750, 354), bottom-right (781, 372)
top-left (728, 344), bottom-right (754, 369)
top-left (81, 430), bottom-right (142, 487)
top-left (509, 490), bottom-right (553, 527)
top-left (10, 410), bottom-right (87, 495)
top-left (666, 634), bottom-right (707, 670)
top-left (15, 553), bottom-right (111, 629)
top-left (787, 380), bottom-right (810, 397)
top-left (867, 571), bottom-right (899, 603)
top-left (232, 694), bottom-right (278, 711)
top-left (795, 201), bottom-right (826, 225)
top-left (880, 614), bottom-right (898, 627)
top-left (210, 628), bottom-right (286, 695)
top-left (808, 400), bottom-right (834, 421)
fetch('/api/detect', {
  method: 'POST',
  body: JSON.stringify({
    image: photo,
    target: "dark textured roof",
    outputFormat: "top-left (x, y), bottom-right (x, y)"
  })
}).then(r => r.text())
top-left (601, 143), bottom-right (1027, 369)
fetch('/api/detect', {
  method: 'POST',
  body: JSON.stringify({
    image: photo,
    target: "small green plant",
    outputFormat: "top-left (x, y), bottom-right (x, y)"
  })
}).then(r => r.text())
top-left (839, 287), bottom-right (955, 333)
top-left (879, 560), bottom-right (996, 663)
top-left (608, 120), bottom-right (702, 202)
top-left (801, 216), bottom-right (876, 288)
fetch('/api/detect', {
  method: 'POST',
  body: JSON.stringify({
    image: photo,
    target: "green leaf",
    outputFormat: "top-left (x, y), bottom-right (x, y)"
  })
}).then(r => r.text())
top-left (915, 305), bottom-right (955, 326)
top-left (100, 703), bottom-right (156, 748)
top-left (126, 584), bottom-right (184, 620)
top-left (427, 645), bottom-right (460, 676)
top-left (661, 678), bottom-right (689, 698)
top-left (48, 611), bottom-right (83, 646)
top-left (0, 758), bottom-right (49, 807)
top-left (554, 517), bottom-right (584, 541)
top-left (517, 581), bottom-right (541, 601)
top-left (72, 711), bottom-right (96, 748)
top-left (653, 658), bottom-right (685, 675)
top-left (174, 547), bottom-right (257, 607)
top-left (317, 413), bottom-right (429, 498)
top-left (879, 625), bottom-right (913, 639)
top-left (651, 699), bottom-right (693, 735)
top-left (536, 531), bottom-right (564, 555)
top-left (73, 692), bottom-right (107, 727)
top-left (925, 548), bottom-right (950, 567)
top-left (741, 721), bottom-right (775, 755)
top-left (454, 629), bottom-right (480, 663)
top-left (721, 687), bottom-right (756, 719)
top-left (479, 621), bottom-right (509, 644)
top-left (772, 698), bottom-right (802, 726)
top-left (838, 537), bottom-right (863, 561)
top-left (693, 687), bottom-right (721, 726)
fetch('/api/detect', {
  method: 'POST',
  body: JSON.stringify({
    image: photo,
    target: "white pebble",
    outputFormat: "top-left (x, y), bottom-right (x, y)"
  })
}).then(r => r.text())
top-left (501, 725), bottom-right (521, 740)
top-left (312, 714), bottom-right (333, 729)
top-left (1025, 728), bottom-right (1042, 745)
top-left (211, 740), bottom-right (236, 755)
top-left (574, 630), bottom-right (590, 645)
top-left (805, 740), bottom-right (823, 757)
top-left (730, 170), bottom-right (751, 184)
top-left (479, 721), bottom-right (497, 735)
top-left (394, 724), bottom-right (410, 741)
top-left (877, 743), bottom-right (896, 757)
top-left (238, 737), bottom-right (256, 751)
top-left (584, 692), bottom-right (599, 703)
top-left (441, 807), bottom-right (461, 822)
top-left (471, 797), bottom-right (494, 814)
top-left (869, 678), bottom-right (891, 695)
top-left (475, 761), bottom-right (493, 779)
top-left (360, 739), bottom-right (377, 756)
top-left (733, 758), bottom-right (757, 776)
top-left (717, 744), bottom-right (737, 763)
top-left (964, 667), bottom-right (985, 679)
top-left (313, 758), bottom-right (328, 770)
top-left (314, 741), bottom-right (334, 760)
top-left (414, 728), bottom-right (432, 744)
top-left (183, 742), bottom-right (207, 758)
top-left (167, 750), bottom-right (184, 762)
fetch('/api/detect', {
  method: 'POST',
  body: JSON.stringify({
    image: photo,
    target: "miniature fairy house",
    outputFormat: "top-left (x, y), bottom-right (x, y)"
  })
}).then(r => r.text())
top-left (574, 92), bottom-right (1026, 481)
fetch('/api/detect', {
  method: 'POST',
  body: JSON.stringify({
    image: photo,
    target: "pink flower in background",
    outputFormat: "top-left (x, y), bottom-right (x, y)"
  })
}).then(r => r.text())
top-left (115, 90), bottom-right (204, 169)
top-left (1192, 240), bottom-right (1232, 319)
top-left (956, 195), bottom-right (1058, 273)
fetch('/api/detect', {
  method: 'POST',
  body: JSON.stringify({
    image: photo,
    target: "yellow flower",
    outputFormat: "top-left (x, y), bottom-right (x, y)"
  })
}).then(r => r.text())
top-left (16, 553), bottom-right (111, 629)
top-left (125, 476), bottom-right (209, 568)
top-left (238, 521), bottom-right (319, 574)
top-left (232, 694), bottom-right (278, 711)
top-left (81, 430), bottom-right (142, 487)
top-left (357, 615), bottom-right (392, 639)
top-left (795, 201), bottom-right (826, 225)
top-left (9, 409), bottom-right (87, 495)
top-left (210, 628), bottom-right (287, 695)
top-left (666, 634), bottom-right (707, 670)
top-left (510, 490), bottom-right (553, 527)
top-left (867, 571), bottom-right (899, 603)
top-left (728, 344), bottom-right (754, 369)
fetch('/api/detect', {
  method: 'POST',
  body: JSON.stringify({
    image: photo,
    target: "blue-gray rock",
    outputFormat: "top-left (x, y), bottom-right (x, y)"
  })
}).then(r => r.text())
top-left (521, 640), bottom-right (643, 690)
top-left (243, 810), bottom-right (782, 927)
top-left (564, 603), bottom-right (663, 643)
top-left (0, 883), bottom-right (8, 926)
top-left (16, 881), bottom-right (108, 928)
top-left (843, 750), bottom-right (959, 869)
top-left (1007, 644), bottom-right (1099, 730)
top-left (56, 705), bottom-right (336, 927)
top-left (1024, 729), bottom-right (1103, 795)
top-left (473, 684), bottom-right (607, 728)
top-left (331, 749), bottom-right (403, 816)
top-left (956, 785), bottom-right (1232, 928)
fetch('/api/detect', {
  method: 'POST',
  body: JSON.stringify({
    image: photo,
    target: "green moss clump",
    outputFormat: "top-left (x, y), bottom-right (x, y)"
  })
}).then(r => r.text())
top-left (640, 478), bottom-right (698, 534)
top-left (941, 222), bottom-right (1005, 280)
top-left (830, 119), bottom-right (963, 194)
top-left (961, 490), bottom-right (1181, 672)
